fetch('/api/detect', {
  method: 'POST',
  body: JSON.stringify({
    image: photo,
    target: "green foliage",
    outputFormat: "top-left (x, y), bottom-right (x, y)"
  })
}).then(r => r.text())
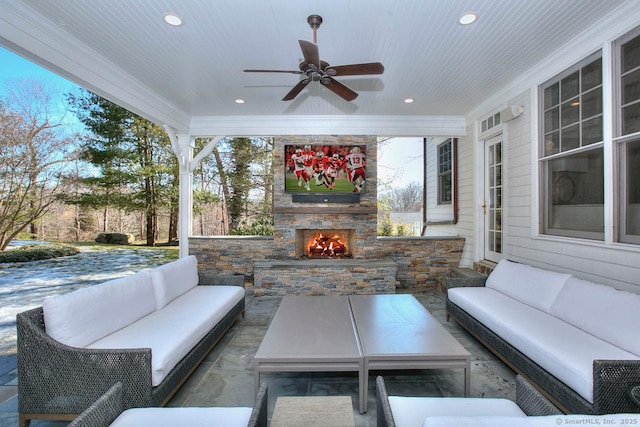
top-left (66, 89), bottom-right (178, 245)
top-left (395, 224), bottom-right (408, 236)
top-left (378, 211), bottom-right (393, 236)
top-left (0, 244), bottom-right (79, 263)
top-left (230, 216), bottom-right (274, 236)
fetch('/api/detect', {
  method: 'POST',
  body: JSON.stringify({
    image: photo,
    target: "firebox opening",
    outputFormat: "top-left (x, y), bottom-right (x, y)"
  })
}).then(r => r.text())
top-left (295, 229), bottom-right (355, 259)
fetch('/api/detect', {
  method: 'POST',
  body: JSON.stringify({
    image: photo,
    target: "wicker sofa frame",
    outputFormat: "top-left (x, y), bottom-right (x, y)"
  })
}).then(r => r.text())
top-left (68, 381), bottom-right (268, 427)
top-left (376, 374), bottom-right (562, 427)
top-left (17, 295), bottom-right (244, 427)
top-left (445, 279), bottom-right (640, 415)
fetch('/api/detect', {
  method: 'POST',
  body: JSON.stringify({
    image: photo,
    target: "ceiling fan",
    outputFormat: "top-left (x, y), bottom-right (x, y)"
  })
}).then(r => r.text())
top-left (243, 15), bottom-right (384, 102)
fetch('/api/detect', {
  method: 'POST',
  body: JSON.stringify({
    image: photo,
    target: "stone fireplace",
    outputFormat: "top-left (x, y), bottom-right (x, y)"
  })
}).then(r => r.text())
top-left (190, 134), bottom-right (465, 296)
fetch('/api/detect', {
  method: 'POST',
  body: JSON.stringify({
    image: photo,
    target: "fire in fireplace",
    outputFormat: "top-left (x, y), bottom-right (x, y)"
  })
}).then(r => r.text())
top-left (295, 229), bottom-right (355, 259)
top-left (307, 232), bottom-right (348, 258)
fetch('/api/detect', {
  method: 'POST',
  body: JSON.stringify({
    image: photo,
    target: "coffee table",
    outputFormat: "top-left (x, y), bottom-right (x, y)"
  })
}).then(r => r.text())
top-left (349, 294), bottom-right (471, 412)
top-left (253, 296), bottom-right (365, 410)
top-left (254, 294), bottom-right (470, 414)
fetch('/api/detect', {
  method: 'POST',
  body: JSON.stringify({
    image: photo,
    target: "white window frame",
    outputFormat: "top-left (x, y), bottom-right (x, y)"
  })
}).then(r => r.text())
top-left (437, 139), bottom-right (452, 205)
top-left (538, 51), bottom-right (605, 240)
top-left (614, 26), bottom-right (640, 245)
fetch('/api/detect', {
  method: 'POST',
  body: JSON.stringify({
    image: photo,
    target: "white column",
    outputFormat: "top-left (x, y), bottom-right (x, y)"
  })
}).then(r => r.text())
top-left (176, 133), bottom-right (194, 258)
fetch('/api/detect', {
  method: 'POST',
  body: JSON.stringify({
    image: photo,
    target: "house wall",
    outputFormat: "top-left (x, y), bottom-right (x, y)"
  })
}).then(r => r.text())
top-left (453, 3), bottom-right (640, 293)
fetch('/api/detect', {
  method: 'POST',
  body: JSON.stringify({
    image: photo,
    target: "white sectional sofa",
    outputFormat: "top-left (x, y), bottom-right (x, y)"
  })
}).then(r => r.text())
top-left (68, 382), bottom-right (268, 427)
top-left (446, 259), bottom-right (640, 415)
top-left (17, 255), bottom-right (245, 427)
top-left (378, 373), bottom-right (640, 427)
top-left (377, 374), bottom-right (564, 427)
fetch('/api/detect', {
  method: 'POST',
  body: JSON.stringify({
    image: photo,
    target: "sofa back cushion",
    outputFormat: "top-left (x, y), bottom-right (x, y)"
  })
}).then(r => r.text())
top-left (150, 255), bottom-right (199, 309)
top-left (43, 270), bottom-right (156, 347)
top-left (485, 259), bottom-right (570, 313)
top-left (550, 277), bottom-right (640, 356)
top-left (422, 414), bottom-right (640, 427)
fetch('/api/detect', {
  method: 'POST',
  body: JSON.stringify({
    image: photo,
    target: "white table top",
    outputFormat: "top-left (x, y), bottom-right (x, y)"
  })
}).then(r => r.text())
top-left (254, 295), bottom-right (363, 362)
top-left (349, 294), bottom-right (470, 360)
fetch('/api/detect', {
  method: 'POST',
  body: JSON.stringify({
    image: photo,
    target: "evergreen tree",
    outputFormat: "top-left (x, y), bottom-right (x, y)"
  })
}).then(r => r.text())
top-left (67, 90), bottom-right (177, 245)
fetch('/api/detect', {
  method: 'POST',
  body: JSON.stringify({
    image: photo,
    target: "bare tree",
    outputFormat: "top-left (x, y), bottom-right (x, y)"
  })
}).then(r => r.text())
top-left (0, 79), bottom-right (75, 250)
top-left (389, 181), bottom-right (423, 212)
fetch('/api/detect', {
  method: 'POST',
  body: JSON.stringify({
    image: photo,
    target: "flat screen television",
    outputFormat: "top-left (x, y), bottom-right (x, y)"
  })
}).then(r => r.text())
top-left (285, 144), bottom-right (367, 194)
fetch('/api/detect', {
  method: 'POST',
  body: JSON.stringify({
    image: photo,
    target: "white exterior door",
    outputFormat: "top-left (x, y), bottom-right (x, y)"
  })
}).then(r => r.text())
top-left (484, 135), bottom-right (503, 262)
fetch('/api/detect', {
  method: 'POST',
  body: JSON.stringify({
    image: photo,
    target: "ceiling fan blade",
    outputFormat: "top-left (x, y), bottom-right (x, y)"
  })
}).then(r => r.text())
top-left (321, 77), bottom-right (358, 101)
top-left (282, 79), bottom-right (310, 101)
top-left (299, 40), bottom-right (320, 68)
top-left (244, 69), bottom-right (304, 74)
top-left (326, 62), bottom-right (385, 76)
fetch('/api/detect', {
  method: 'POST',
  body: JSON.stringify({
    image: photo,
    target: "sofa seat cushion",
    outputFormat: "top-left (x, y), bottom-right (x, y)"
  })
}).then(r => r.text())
top-left (551, 277), bottom-right (640, 357)
top-left (388, 396), bottom-right (526, 427)
top-left (485, 259), bottom-right (570, 313)
top-left (43, 270), bottom-right (156, 348)
top-left (421, 414), bottom-right (640, 427)
top-left (110, 407), bottom-right (253, 427)
top-left (448, 287), bottom-right (640, 403)
top-left (88, 285), bottom-right (244, 386)
top-left (151, 255), bottom-right (200, 309)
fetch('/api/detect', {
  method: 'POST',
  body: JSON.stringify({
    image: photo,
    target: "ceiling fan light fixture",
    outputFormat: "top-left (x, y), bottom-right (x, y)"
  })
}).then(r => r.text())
top-left (163, 13), bottom-right (183, 26)
top-left (459, 12), bottom-right (478, 25)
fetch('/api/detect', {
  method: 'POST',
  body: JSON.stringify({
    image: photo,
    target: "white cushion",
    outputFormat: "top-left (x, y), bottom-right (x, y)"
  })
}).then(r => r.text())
top-left (43, 270), bottom-right (156, 347)
top-left (422, 414), bottom-right (640, 427)
top-left (551, 277), bottom-right (640, 356)
top-left (151, 255), bottom-right (199, 309)
top-left (389, 396), bottom-right (525, 427)
top-left (88, 285), bottom-right (244, 385)
top-left (110, 407), bottom-right (253, 427)
top-left (485, 259), bottom-right (570, 313)
top-left (448, 287), bottom-right (640, 403)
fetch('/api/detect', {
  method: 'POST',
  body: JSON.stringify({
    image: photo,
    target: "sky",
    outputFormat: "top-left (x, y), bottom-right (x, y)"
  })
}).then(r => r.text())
top-left (377, 137), bottom-right (424, 190)
top-left (0, 47), bottom-right (78, 96)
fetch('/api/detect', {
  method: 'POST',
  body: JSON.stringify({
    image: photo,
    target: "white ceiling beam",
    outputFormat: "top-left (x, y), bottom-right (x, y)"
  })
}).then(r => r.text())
top-left (189, 115), bottom-right (467, 137)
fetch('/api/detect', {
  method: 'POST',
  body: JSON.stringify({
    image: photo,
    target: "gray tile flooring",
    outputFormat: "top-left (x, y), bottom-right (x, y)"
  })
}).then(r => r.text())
top-left (0, 288), bottom-right (516, 426)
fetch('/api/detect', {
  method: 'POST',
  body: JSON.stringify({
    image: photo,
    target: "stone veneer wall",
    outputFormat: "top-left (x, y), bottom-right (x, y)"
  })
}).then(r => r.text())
top-left (189, 135), bottom-right (465, 295)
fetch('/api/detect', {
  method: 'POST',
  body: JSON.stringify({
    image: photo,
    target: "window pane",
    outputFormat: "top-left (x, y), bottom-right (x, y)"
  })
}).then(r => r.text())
top-left (582, 58), bottom-right (602, 92)
top-left (561, 124), bottom-right (580, 151)
top-left (561, 100), bottom-right (580, 127)
top-left (561, 71), bottom-right (580, 101)
top-left (622, 102), bottom-right (640, 135)
top-left (545, 131), bottom-right (560, 156)
top-left (545, 107), bottom-right (559, 132)
top-left (582, 87), bottom-right (602, 119)
top-left (547, 149), bottom-right (604, 235)
top-left (626, 141), bottom-right (640, 236)
top-left (622, 34), bottom-right (640, 74)
top-left (622, 68), bottom-right (640, 105)
top-left (582, 117), bottom-right (602, 146)
top-left (545, 84), bottom-right (559, 109)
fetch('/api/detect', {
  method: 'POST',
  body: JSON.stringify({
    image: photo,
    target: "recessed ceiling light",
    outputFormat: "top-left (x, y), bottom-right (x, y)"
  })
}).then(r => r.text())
top-left (235, 99), bottom-right (245, 104)
top-left (459, 13), bottom-right (478, 25)
top-left (404, 98), bottom-right (415, 104)
top-left (163, 13), bottom-right (183, 26)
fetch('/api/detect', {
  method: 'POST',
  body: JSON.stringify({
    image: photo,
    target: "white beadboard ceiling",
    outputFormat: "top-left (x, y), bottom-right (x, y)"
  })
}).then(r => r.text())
top-left (0, 0), bottom-right (633, 132)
